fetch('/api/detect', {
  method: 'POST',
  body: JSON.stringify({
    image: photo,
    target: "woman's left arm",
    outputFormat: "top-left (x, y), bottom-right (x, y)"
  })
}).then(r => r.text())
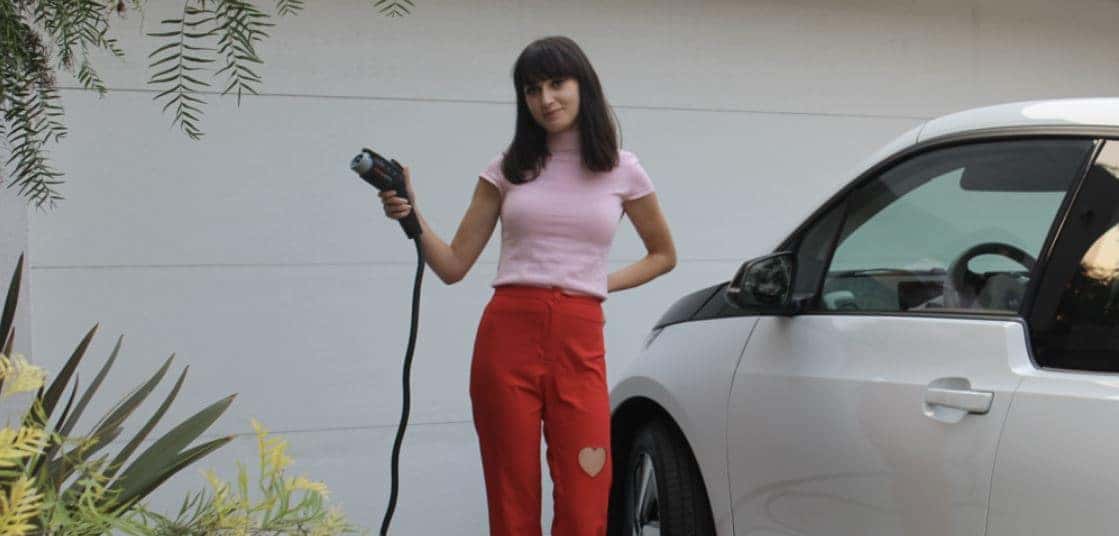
top-left (608, 193), bottom-right (677, 293)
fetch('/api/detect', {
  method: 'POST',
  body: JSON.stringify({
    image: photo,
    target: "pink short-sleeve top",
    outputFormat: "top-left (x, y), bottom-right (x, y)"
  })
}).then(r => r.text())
top-left (478, 130), bottom-right (656, 301)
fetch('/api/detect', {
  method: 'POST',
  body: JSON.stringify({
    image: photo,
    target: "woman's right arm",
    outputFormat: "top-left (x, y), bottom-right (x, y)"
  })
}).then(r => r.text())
top-left (380, 167), bottom-right (500, 284)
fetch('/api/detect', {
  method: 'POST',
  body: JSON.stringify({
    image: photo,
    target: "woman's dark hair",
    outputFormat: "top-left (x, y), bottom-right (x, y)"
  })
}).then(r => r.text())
top-left (502, 36), bottom-right (620, 184)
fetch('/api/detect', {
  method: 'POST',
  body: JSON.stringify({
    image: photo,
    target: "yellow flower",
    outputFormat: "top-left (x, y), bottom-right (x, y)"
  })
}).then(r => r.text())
top-left (0, 354), bottom-right (46, 398)
top-left (310, 506), bottom-right (349, 536)
top-left (0, 475), bottom-right (43, 536)
top-left (250, 418), bottom-right (294, 473)
top-left (289, 476), bottom-right (330, 497)
top-left (250, 418), bottom-right (267, 440)
top-left (204, 469), bottom-right (229, 496)
top-left (0, 427), bottom-right (47, 469)
top-left (266, 439), bottom-right (293, 473)
top-left (219, 514), bottom-right (252, 536)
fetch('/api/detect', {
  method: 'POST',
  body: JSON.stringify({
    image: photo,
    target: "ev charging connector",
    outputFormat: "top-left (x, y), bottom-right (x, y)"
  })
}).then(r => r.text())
top-left (350, 148), bottom-right (424, 536)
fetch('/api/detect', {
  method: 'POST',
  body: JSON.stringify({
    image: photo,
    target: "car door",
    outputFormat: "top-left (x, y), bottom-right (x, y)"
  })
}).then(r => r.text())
top-left (986, 140), bottom-right (1119, 535)
top-left (724, 137), bottom-right (1098, 536)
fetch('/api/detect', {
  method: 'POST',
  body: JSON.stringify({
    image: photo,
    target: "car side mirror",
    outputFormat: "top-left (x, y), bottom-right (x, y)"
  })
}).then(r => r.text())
top-left (725, 252), bottom-right (797, 314)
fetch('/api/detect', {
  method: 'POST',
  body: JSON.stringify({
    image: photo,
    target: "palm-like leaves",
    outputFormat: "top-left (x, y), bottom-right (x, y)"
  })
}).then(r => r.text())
top-left (0, 255), bottom-right (22, 359)
top-left (374, 0), bottom-right (414, 17)
top-left (1, 254), bottom-right (238, 522)
top-left (1, 0), bottom-right (414, 207)
top-left (213, 0), bottom-right (272, 104)
top-left (3, 76), bottom-right (67, 207)
top-left (147, 2), bottom-right (215, 140)
top-left (1, 0), bottom-right (123, 207)
top-left (147, 0), bottom-right (272, 138)
top-left (275, 0), bottom-right (304, 17)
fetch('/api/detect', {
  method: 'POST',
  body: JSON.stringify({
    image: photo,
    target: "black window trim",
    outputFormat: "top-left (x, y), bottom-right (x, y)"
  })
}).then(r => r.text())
top-left (1019, 139), bottom-right (1106, 320)
top-left (1023, 138), bottom-right (1119, 373)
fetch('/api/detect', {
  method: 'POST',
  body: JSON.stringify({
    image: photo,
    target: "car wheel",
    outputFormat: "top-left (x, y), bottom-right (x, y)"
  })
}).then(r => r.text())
top-left (617, 419), bottom-right (714, 536)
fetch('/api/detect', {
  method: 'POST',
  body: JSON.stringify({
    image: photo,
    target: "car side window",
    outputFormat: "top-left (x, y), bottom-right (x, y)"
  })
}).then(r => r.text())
top-left (1029, 141), bottom-right (1119, 371)
top-left (814, 139), bottom-right (1095, 314)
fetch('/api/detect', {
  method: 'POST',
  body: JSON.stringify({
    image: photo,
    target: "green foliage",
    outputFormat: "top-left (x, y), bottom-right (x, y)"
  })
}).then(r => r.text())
top-left (147, 0), bottom-right (274, 139)
top-left (1, 0), bottom-right (413, 207)
top-left (147, 2), bottom-right (217, 141)
top-left (213, 0), bottom-right (271, 104)
top-left (275, 0), bottom-right (303, 17)
top-left (122, 419), bottom-right (362, 535)
top-left (0, 254), bottom-right (239, 532)
top-left (0, 0), bottom-right (127, 207)
top-left (373, 1), bottom-right (413, 17)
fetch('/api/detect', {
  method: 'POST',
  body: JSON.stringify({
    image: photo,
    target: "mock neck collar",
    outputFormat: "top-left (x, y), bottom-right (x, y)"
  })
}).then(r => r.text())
top-left (547, 128), bottom-right (581, 153)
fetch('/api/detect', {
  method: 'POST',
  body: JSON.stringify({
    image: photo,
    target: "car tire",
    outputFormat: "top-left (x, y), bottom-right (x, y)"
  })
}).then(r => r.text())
top-left (614, 419), bottom-right (715, 536)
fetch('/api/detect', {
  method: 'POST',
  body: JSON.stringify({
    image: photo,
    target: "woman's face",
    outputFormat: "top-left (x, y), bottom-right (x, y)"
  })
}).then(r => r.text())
top-left (523, 77), bottom-right (580, 134)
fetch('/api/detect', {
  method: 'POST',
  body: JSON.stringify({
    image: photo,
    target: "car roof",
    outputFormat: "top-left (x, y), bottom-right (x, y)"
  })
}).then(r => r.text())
top-left (918, 97), bottom-right (1119, 142)
top-left (850, 97), bottom-right (1119, 196)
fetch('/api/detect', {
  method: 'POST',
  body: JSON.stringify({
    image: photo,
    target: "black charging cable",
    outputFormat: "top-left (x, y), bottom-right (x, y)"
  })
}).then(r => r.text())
top-left (349, 149), bottom-right (424, 535)
top-left (379, 236), bottom-right (423, 535)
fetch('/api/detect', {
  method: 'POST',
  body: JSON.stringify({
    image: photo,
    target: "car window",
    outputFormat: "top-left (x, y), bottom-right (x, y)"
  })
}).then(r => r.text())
top-left (816, 139), bottom-right (1095, 314)
top-left (1030, 141), bottom-right (1119, 371)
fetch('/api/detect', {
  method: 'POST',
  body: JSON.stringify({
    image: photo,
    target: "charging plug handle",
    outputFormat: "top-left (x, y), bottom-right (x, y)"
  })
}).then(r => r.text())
top-left (350, 148), bottom-right (423, 239)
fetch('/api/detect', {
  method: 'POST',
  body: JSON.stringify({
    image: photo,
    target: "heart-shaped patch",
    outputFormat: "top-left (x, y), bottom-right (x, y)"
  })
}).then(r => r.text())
top-left (578, 447), bottom-right (606, 477)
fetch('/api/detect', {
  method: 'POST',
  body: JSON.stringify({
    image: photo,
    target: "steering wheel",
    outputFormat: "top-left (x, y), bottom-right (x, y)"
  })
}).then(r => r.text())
top-left (944, 242), bottom-right (1036, 309)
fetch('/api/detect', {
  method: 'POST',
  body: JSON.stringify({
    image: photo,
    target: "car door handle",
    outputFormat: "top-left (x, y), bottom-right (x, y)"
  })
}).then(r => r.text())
top-left (924, 387), bottom-right (993, 414)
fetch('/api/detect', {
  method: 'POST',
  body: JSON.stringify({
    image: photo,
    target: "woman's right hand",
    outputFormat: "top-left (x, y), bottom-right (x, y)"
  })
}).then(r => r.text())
top-left (378, 165), bottom-right (416, 221)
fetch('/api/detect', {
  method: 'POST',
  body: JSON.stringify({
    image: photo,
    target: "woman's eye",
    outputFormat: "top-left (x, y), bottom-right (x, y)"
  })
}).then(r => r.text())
top-left (550, 79), bottom-right (564, 89)
top-left (525, 86), bottom-right (539, 95)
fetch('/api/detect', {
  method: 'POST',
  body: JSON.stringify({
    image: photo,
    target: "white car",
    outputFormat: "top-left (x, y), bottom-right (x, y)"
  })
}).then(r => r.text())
top-left (607, 98), bottom-right (1119, 536)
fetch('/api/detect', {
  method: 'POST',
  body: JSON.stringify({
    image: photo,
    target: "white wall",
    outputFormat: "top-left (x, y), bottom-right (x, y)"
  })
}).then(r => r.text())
top-left (15, 0), bottom-right (1119, 533)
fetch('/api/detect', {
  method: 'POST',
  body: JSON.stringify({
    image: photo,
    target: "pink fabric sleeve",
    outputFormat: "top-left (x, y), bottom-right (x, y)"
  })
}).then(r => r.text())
top-left (621, 153), bottom-right (656, 201)
top-left (479, 153), bottom-right (506, 195)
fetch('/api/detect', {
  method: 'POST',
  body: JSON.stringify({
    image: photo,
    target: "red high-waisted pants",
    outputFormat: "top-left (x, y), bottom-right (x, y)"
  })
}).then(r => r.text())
top-left (469, 285), bottom-right (612, 536)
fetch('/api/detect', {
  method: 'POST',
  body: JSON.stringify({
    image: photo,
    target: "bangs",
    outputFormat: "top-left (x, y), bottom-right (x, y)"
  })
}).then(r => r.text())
top-left (513, 43), bottom-right (579, 88)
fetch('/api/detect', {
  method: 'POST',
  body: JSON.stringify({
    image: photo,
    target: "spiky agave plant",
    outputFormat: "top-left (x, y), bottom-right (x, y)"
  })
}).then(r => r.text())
top-left (0, 253), bottom-right (237, 533)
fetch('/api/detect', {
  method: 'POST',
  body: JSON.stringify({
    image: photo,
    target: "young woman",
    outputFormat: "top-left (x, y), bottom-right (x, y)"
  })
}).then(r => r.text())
top-left (379, 35), bottom-right (676, 536)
